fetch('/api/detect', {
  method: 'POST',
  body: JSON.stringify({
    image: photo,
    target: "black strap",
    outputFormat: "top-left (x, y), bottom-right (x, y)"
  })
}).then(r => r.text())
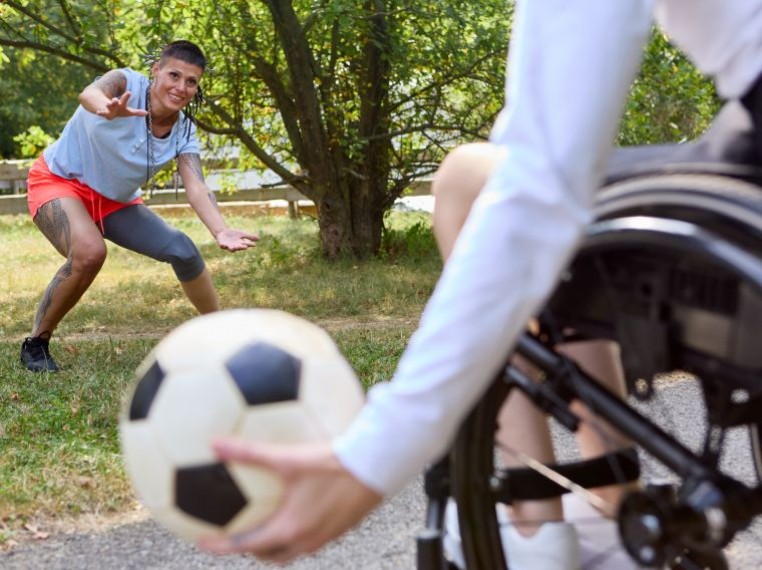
top-left (494, 447), bottom-right (640, 502)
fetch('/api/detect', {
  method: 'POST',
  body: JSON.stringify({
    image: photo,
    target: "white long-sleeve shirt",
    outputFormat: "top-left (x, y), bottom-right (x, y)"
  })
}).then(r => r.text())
top-left (334, 0), bottom-right (762, 496)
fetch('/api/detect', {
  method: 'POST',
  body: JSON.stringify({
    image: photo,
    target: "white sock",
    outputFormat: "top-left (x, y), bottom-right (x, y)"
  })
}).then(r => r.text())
top-left (443, 500), bottom-right (466, 569)
top-left (563, 493), bottom-right (642, 569)
top-left (500, 519), bottom-right (581, 570)
top-left (444, 500), bottom-right (581, 570)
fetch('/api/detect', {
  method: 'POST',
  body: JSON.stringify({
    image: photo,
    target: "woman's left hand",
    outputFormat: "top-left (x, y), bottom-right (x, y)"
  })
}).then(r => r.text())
top-left (216, 228), bottom-right (260, 252)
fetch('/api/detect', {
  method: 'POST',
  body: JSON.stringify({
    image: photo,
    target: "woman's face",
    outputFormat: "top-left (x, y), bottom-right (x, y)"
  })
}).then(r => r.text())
top-left (150, 57), bottom-right (203, 114)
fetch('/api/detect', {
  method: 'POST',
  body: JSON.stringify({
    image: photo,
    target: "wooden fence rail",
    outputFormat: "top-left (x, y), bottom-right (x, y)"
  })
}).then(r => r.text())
top-left (0, 160), bottom-right (432, 216)
top-left (0, 160), bottom-right (30, 195)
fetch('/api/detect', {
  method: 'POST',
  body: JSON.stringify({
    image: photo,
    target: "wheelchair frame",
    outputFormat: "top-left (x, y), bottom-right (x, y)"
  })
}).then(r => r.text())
top-left (417, 103), bottom-right (762, 569)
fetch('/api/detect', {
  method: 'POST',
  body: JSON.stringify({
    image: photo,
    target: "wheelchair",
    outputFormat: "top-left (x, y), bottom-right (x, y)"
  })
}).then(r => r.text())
top-left (417, 101), bottom-right (762, 570)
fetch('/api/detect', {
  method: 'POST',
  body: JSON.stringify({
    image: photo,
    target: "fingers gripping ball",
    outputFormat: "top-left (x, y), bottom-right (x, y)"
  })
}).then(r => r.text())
top-left (119, 309), bottom-right (365, 541)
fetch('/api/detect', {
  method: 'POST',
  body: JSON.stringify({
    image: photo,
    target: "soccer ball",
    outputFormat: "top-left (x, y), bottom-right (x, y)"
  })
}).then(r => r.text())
top-left (118, 309), bottom-right (365, 541)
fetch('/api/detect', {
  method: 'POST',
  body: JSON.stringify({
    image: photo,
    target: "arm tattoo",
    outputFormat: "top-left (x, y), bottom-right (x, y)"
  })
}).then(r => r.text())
top-left (178, 153), bottom-right (206, 183)
top-left (90, 70), bottom-right (127, 99)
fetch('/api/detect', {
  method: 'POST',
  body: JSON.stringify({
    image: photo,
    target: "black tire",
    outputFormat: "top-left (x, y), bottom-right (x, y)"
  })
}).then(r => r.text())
top-left (449, 173), bottom-right (762, 569)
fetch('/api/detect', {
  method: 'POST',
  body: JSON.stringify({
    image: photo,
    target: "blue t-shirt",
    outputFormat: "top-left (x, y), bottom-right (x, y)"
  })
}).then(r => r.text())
top-left (43, 68), bottom-right (201, 203)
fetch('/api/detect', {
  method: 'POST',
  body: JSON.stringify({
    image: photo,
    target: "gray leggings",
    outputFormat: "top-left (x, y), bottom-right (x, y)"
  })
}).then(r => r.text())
top-left (102, 205), bottom-right (206, 282)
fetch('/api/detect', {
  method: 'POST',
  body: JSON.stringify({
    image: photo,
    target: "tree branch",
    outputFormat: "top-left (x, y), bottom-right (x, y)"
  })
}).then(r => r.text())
top-left (263, 0), bottom-right (329, 172)
top-left (201, 100), bottom-right (306, 191)
top-left (389, 49), bottom-right (503, 114)
top-left (2, 1), bottom-right (126, 68)
top-left (56, 0), bottom-right (82, 37)
top-left (233, 0), bottom-right (306, 163)
top-left (0, 38), bottom-right (111, 72)
top-left (5, 0), bottom-right (79, 44)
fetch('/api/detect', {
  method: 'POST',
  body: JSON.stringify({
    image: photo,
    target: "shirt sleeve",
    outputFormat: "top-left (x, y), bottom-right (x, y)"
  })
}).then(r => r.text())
top-left (177, 118), bottom-right (201, 155)
top-left (333, 0), bottom-right (653, 496)
top-left (120, 68), bottom-right (143, 109)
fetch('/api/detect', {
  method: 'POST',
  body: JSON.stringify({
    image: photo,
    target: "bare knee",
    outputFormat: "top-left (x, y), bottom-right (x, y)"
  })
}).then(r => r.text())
top-left (432, 143), bottom-right (503, 258)
top-left (432, 143), bottom-right (498, 203)
top-left (433, 145), bottom-right (480, 203)
top-left (70, 241), bottom-right (107, 277)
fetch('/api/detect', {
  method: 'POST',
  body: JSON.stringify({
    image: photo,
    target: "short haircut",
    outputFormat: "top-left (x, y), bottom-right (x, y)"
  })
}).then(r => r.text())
top-left (160, 40), bottom-right (206, 71)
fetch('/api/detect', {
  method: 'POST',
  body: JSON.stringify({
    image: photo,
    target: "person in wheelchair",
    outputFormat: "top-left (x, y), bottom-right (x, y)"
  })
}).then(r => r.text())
top-left (433, 143), bottom-right (637, 569)
top-left (200, 1), bottom-right (762, 568)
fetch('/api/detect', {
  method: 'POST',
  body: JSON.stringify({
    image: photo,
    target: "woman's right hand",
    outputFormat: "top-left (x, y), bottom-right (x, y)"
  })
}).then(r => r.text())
top-left (96, 91), bottom-right (148, 120)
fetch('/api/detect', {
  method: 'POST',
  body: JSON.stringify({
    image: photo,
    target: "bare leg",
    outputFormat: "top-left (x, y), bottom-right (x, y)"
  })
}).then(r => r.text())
top-left (432, 143), bottom-right (632, 531)
top-left (562, 340), bottom-right (637, 513)
top-left (497, 385), bottom-right (564, 533)
top-left (180, 267), bottom-right (220, 314)
top-left (433, 143), bottom-right (499, 259)
top-left (433, 144), bottom-right (563, 532)
top-left (31, 198), bottom-right (107, 337)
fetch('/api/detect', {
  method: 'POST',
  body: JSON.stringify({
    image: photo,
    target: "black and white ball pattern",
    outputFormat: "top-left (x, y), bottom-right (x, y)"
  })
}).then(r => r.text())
top-left (119, 309), bottom-right (364, 540)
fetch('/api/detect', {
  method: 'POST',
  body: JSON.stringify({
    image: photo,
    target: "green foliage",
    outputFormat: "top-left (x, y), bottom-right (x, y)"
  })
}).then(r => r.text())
top-left (0, 0), bottom-right (509, 257)
top-left (0, 0), bottom-right (147, 158)
top-left (0, 51), bottom-right (89, 157)
top-left (172, 0), bottom-right (509, 180)
top-left (0, 3), bottom-right (727, 256)
top-left (619, 29), bottom-right (721, 145)
top-left (12, 126), bottom-right (54, 159)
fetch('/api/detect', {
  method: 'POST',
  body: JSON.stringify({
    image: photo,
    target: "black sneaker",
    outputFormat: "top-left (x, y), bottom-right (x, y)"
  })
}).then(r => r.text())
top-left (20, 336), bottom-right (60, 372)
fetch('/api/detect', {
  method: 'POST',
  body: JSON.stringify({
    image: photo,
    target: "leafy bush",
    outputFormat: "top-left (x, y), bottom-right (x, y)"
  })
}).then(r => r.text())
top-left (13, 126), bottom-right (54, 159)
top-left (619, 29), bottom-right (721, 146)
top-left (380, 212), bottom-right (439, 262)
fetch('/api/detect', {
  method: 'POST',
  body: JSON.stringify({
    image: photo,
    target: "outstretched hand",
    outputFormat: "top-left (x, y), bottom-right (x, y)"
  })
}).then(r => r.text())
top-left (96, 91), bottom-right (148, 120)
top-left (198, 438), bottom-right (383, 564)
top-left (215, 228), bottom-right (260, 252)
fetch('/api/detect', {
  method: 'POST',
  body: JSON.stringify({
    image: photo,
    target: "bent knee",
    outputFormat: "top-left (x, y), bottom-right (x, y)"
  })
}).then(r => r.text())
top-left (432, 143), bottom-right (502, 202)
top-left (160, 233), bottom-right (205, 282)
top-left (71, 242), bottom-right (107, 275)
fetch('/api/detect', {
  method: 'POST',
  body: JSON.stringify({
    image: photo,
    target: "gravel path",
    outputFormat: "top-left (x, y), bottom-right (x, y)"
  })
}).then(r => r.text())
top-left (0, 480), bottom-right (425, 570)
top-left (2, 376), bottom-right (761, 569)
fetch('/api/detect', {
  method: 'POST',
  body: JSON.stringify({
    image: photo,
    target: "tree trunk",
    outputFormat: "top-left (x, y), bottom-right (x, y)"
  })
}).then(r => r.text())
top-left (349, 180), bottom-right (385, 258)
top-left (317, 179), bottom-right (385, 260)
top-left (317, 193), bottom-right (352, 260)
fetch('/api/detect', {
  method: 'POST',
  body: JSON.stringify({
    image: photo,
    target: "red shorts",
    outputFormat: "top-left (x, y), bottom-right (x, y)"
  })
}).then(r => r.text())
top-left (26, 156), bottom-right (143, 223)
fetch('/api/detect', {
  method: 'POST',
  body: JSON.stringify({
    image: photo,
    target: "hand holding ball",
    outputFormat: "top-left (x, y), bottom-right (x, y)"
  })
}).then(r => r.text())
top-left (119, 309), bottom-right (364, 540)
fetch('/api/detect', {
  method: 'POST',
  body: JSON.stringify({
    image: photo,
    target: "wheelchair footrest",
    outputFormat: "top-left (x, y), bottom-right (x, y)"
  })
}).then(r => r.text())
top-left (494, 447), bottom-right (640, 502)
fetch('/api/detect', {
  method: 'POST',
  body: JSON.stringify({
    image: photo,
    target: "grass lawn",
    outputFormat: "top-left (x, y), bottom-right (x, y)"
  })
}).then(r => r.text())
top-left (0, 207), bottom-right (441, 545)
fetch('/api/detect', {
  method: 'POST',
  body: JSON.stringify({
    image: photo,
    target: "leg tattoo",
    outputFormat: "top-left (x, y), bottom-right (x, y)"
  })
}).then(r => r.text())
top-left (33, 200), bottom-right (74, 332)
top-left (33, 258), bottom-right (73, 333)
top-left (35, 200), bottom-right (72, 257)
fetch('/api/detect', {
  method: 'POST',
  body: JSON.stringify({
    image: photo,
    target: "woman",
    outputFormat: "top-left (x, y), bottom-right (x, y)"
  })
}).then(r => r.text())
top-left (21, 40), bottom-right (258, 373)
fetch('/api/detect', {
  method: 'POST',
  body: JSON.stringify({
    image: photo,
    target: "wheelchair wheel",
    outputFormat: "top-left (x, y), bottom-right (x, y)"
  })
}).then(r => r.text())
top-left (595, 172), bottom-right (762, 486)
top-left (447, 173), bottom-right (762, 570)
